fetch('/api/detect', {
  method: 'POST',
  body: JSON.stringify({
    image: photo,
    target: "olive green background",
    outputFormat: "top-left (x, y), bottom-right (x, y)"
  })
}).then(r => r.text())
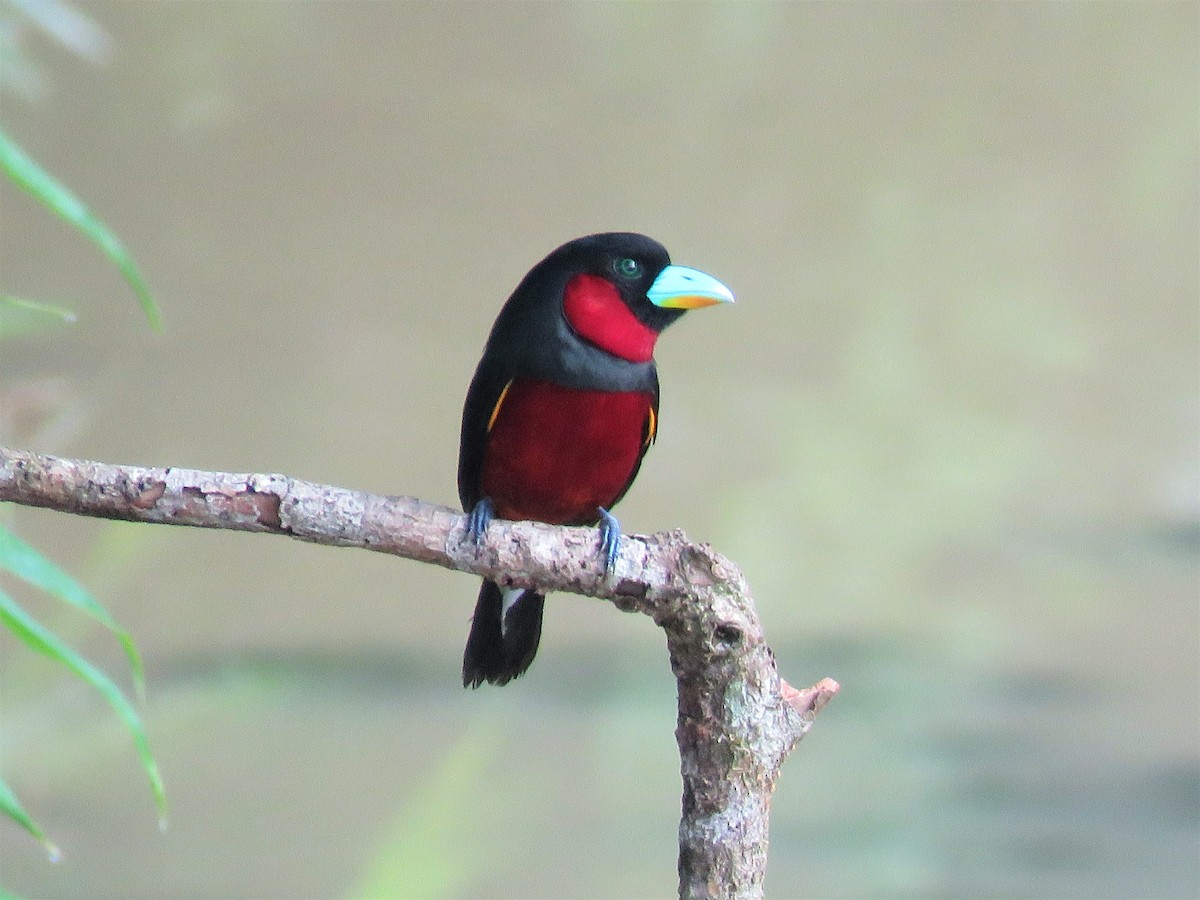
top-left (2, 2), bottom-right (1196, 897)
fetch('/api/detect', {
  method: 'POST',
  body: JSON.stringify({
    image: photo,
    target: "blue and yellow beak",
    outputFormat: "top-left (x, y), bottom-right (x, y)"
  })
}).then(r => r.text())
top-left (647, 265), bottom-right (735, 310)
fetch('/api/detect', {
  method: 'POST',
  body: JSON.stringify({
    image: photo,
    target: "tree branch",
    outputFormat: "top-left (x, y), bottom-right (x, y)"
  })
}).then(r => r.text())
top-left (0, 446), bottom-right (837, 899)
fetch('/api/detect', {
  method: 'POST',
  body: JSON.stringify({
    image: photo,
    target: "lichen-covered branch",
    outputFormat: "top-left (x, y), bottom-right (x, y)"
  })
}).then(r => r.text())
top-left (0, 446), bottom-right (837, 899)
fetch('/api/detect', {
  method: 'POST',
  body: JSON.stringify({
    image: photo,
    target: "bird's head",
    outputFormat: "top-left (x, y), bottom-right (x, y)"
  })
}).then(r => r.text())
top-left (551, 232), bottom-right (734, 363)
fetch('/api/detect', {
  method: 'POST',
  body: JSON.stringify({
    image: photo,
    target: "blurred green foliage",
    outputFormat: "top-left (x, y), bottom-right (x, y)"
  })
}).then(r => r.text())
top-left (1, 0), bottom-right (163, 852)
top-left (0, 130), bottom-right (160, 330)
top-left (351, 719), bottom-right (499, 899)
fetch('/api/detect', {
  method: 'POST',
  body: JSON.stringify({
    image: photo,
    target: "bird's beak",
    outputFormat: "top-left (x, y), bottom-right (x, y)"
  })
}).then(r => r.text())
top-left (647, 265), bottom-right (735, 309)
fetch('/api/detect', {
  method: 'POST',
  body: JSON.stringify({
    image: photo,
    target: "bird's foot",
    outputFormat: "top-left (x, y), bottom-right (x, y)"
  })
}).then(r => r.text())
top-left (466, 498), bottom-right (494, 547)
top-left (597, 507), bottom-right (622, 574)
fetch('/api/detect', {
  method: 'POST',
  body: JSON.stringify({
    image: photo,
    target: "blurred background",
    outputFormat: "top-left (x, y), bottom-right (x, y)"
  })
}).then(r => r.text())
top-left (1, 2), bottom-right (1196, 897)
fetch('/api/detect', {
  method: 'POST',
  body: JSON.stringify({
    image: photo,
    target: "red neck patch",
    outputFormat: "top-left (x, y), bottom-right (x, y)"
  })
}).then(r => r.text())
top-left (562, 273), bottom-right (657, 363)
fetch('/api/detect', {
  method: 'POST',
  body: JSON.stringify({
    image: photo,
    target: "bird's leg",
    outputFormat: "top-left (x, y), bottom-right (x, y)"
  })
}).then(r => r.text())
top-left (466, 497), bottom-right (494, 546)
top-left (597, 507), bottom-right (622, 573)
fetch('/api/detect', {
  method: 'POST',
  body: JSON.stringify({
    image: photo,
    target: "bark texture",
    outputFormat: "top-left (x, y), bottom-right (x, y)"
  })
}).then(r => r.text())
top-left (0, 446), bottom-right (837, 899)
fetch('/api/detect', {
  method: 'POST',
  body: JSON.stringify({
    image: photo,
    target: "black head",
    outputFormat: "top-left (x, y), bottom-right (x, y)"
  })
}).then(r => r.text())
top-left (483, 232), bottom-right (733, 380)
top-left (539, 232), bottom-right (683, 334)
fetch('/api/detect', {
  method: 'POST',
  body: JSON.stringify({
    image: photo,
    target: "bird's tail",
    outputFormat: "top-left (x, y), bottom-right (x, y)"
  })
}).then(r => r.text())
top-left (462, 580), bottom-right (545, 688)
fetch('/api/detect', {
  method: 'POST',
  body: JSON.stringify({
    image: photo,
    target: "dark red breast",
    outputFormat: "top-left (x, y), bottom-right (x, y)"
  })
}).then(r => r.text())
top-left (480, 378), bottom-right (653, 526)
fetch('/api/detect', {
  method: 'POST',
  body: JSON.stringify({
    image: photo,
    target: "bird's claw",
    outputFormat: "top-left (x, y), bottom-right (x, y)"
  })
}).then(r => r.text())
top-left (597, 507), bottom-right (621, 574)
top-left (466, 498), bottom-right (494, 547)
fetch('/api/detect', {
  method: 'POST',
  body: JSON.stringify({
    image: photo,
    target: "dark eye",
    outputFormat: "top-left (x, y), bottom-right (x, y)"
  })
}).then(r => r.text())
top-left (614, 257), bottom-right (642, 280)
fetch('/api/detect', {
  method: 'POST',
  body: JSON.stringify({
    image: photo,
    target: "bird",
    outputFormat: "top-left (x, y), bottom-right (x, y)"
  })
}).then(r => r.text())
top-left (458, 232), bottom-right (734, 687)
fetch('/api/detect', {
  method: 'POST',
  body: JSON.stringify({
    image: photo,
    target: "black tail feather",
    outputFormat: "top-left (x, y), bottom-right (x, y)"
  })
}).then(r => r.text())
top-left (462, 580), bottom-right (545, 688)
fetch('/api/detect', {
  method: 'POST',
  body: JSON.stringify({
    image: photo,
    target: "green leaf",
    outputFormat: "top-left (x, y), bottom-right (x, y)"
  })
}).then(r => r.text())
top-left (0, 587), bottom-right (166, 824)
top-left (0, 129), bottom-right (161, 330)
top-left (0, 525), bottom-right (145, 700)
top-left (0, 775), bottom-right (60, 862)
top-left (0, 295), bottom-right (78, 341)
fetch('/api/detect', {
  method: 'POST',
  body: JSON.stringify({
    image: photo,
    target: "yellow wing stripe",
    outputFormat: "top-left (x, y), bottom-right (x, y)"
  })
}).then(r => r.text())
top-left (644, 405), bottom-right (657, 448)
top-left (487, 380), bottom-right (513, 432)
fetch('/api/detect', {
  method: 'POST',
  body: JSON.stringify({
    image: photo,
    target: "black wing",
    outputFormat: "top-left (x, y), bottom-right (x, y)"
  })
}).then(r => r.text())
top-left (457, 353), bottom-right (513, 512)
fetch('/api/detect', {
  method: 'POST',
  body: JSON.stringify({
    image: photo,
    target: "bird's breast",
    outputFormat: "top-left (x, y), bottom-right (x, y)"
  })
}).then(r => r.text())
top-left (480, 378), bottom-right (653, 525)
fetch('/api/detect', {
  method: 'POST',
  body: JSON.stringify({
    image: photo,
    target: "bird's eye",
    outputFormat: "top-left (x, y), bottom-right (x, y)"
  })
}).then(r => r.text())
top-left (614, 257), bottom-right (642, 280)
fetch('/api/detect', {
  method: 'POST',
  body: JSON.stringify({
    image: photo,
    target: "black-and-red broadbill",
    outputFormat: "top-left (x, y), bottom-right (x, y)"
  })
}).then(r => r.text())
top-left (459, 232), bottom-right (734, 687)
